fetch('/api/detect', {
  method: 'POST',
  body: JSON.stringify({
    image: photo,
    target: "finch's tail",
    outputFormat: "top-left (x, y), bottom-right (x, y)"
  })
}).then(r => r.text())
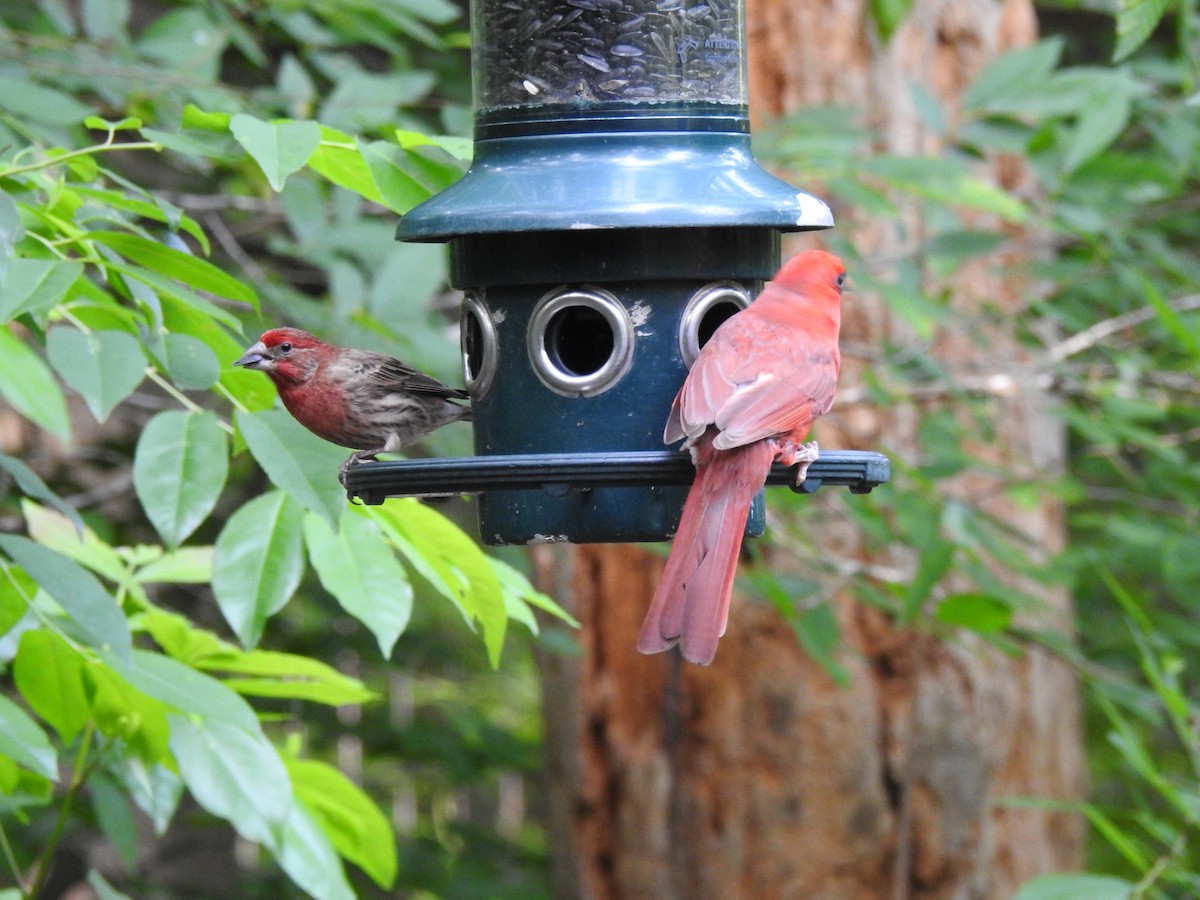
top-left (638, 440), bottom-right (773, 665)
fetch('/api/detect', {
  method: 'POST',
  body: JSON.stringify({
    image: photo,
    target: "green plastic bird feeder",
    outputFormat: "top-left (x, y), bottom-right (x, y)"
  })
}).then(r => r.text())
top-left (342, 0), bottom-right (889, 543)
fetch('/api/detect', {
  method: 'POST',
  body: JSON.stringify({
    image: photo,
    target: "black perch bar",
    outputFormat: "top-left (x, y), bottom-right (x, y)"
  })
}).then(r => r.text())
top-left (345, 450), bottom-right (891, 506)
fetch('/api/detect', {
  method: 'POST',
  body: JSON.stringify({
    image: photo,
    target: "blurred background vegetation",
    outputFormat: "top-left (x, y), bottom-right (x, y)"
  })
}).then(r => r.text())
top-left (0, 0), bottom-right (1197, 897)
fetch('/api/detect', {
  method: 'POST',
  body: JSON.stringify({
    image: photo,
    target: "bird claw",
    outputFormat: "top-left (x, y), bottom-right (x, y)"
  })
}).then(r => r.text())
top-left (778, 440), bottom-right (820, 485)
top-left (338, 450), bottom-right (379, 493)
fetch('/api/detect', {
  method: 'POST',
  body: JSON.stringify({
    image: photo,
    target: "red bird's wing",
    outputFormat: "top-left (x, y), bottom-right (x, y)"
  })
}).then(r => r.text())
top-left (670, 315), bottom-right (839, 451)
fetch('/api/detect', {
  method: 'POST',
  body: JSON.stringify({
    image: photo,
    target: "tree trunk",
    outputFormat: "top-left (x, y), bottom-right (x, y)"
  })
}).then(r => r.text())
top-left (534, 0), bottom-right (1086, 897)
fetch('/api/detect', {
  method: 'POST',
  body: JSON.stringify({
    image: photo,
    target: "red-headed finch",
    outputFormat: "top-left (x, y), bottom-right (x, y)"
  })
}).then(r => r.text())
top-left (234, 327), bottom-right (471, 481)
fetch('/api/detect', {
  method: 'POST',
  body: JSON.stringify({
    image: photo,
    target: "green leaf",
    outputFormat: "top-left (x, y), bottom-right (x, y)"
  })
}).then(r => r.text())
top-left (0, 565), bottom-right (34, 637)
top-left (23, 500), bottom-right (126, 583)
top-left (0, 259), bottom-right (84, 323)
top-left (168, 716), bottom-right (292, 850)
top-left (0, 76), bottom-right (93, 125)
top-left (394, 129), bottom-right (473, 161)
top-left (87, 869), bottom-right (134, 900)
top-left (0, 452), bottom-right (83, 533)
top-left (0, 189), bottom-right (23, 267)
top-left (868, 0), bottom-right (913, 41)
top-left (286, 757), bottom-right (397, 889)
top-left (862, 156), bottom-right (1026, 221)
top-left (0, 694), bottom-right (57, 781)
top-left (1142, 278), bottom-right (1200, 358)
top-left (181, 104), bottom-right (232, 132)
top-left (1062, 91), bottom-right (1131, 174)
top-left (1112, 0), bottom-right (1172, 61)
top-left (0, 328), bottom-right (71, 440)
top-left (73, 186), bottom-right (208, 253)
top-left (85, 115), bottom-right (143, 132)
top-left (212, 491), bottom-right (305, 649)
top-left (1013, 873), bottom-right (1134, 900)
top-left (489, 556), bottom-right (579, 629)
top-left (277, 799), bottom-right (356, 900)
top-left (0, 535), bottom-right (131, 660)
top-left (82, 0), bottom-right (131, 43)
top-left (934, 593), bottom-right (1013, 634)
top-left (900, 542), bottom-right (955, 624)
top-left (307, 125), bottom-right (385, 205)
top-left (141, 126), bottom-right (237, 160)
top-left (359, 139), bottom-right (463, 213)
top-left (111, 259), bottom-right (247, 328)
top-left (89, 771), bottom-right (139, 871)
top-left (85, 662), bottom-right (171, 763)
top-left (157, 332), bottom-right (221, 389)
top-left (133, 546), bottom-right (213, 584)
top-left (367, 501), bottom-right (508, 667)
top-left (113, 758), bottom-right (182, 836)
top-left (230, 114), bottom-right (322, 192)
top-left (235, 408), bottom-right (347, 526)
top-left (108, 649), bottom-right (258, 731)
top-left (134, 410), bottom-right (228, 547)
top-left (304, 510), bottom-right (413, 658)
top-left (0, 756), bottom-right (53, 816)
top-left (13, 629), bottom-right (90, 743)
top-left (46, 327), bottom-right (146, 422)
top-left (964, 39), bottom-right (1063, 114)
top-left (794, 601), bottom-right (850, 685)
top-left (142, 607), bottom-right (375, 705)
top-left (92, 230), bottom-right (255, 305)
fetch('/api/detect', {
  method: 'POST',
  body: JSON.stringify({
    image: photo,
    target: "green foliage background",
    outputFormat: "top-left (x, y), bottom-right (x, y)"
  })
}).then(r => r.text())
top-left (0, 0), bottom-right (1196, 898)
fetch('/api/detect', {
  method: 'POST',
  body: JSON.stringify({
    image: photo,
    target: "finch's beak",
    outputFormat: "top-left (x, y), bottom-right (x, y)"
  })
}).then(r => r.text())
top-left (233, 340), bottom-right (271, 370)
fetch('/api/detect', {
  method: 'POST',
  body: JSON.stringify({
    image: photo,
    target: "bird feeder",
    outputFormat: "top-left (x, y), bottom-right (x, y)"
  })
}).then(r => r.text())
top-left (343, 0), bottom-right (889, 543)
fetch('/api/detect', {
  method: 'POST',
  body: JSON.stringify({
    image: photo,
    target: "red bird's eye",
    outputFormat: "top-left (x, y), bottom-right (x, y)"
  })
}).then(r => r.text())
top-left (279, 342), bottom-right (292, 354)
top-left (835, 273), bottom-right (846, 287)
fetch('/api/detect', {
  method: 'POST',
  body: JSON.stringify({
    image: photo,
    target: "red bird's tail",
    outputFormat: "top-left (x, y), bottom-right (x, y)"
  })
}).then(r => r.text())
top-left (638, 437), bottom-right (775, 665)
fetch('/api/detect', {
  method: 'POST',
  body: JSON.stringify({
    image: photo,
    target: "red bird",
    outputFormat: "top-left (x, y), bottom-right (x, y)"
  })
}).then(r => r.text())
top-left (638, 250), bottom-right (846, 665)
top-left (234, 327), bottom-right (471, 480)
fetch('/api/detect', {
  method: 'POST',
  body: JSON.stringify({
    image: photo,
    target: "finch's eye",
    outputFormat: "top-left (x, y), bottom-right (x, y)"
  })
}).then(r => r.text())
top-left (279, 342), bottom-right (292, 354)
top-left (835, 273), bottom-right (846, 288)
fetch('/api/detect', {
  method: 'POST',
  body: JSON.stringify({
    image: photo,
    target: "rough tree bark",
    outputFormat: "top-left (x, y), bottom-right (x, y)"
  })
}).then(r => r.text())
top-left (534, 0), bottom-right (1086, 897)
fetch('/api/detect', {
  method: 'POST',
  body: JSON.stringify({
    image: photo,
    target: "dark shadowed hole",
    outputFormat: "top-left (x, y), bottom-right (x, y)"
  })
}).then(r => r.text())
top-left (697, 299), bottom-right (742, 349)
top-left (545, 305), bottom-right (614, 376)
top-left (462, 304), bottom-right (485, 381)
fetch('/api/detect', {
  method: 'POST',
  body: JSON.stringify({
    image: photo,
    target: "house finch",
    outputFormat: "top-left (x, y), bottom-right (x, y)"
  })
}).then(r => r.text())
top-left (233, 327), bottom-right (471, 481)
top-left (638, 250), bottom-right (846, 665)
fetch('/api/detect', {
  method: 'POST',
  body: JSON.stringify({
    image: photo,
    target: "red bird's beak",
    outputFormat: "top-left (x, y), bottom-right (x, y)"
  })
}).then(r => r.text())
top-left (233, 340), bottom-right (271, 370)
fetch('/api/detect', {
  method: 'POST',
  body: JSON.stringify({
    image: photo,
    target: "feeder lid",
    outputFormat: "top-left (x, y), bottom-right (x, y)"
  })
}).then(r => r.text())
top-left (397, 123), bottom-right (833, 242)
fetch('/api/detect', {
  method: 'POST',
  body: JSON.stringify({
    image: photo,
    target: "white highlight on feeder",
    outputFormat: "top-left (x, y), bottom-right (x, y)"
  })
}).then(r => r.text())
top-left (795, 192), bottom-right (835, 228)
top-left (628, 301), bottom-right (651, 327)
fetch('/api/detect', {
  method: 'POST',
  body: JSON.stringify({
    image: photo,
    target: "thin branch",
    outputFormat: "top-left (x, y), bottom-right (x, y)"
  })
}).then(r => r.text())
top-left (203, 211), bottom-right (269, 287)
top-left (27, 722), bottom-right (96, 900)
top-left (1047, 293), bottom-right (1200, 362)
top-left (143, 367), bottom-right (236, 435)
top-left (0, 818), bottom-right (28, 899)
top-left (0, 140), bottom-right (162, 179)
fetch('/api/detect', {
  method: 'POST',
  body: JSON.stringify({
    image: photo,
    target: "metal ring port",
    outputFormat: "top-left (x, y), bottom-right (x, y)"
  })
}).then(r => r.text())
top-left (528, 286), bottom-right (634, 397)
top-left (461, 290), bottom-right (498, 400)
top-left (679, 281), bottom-right (752, 367)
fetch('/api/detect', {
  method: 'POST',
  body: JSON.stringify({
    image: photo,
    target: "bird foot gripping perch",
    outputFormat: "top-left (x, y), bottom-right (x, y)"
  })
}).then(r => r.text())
top-left (775, 439), bottom-right (820, 485)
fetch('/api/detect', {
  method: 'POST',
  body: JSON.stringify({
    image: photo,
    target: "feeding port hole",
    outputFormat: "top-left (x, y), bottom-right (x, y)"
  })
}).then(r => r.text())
top-left (679, 281), bottom-right (751, 367)
top-left (528, 287), bottom-right (634, 397)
